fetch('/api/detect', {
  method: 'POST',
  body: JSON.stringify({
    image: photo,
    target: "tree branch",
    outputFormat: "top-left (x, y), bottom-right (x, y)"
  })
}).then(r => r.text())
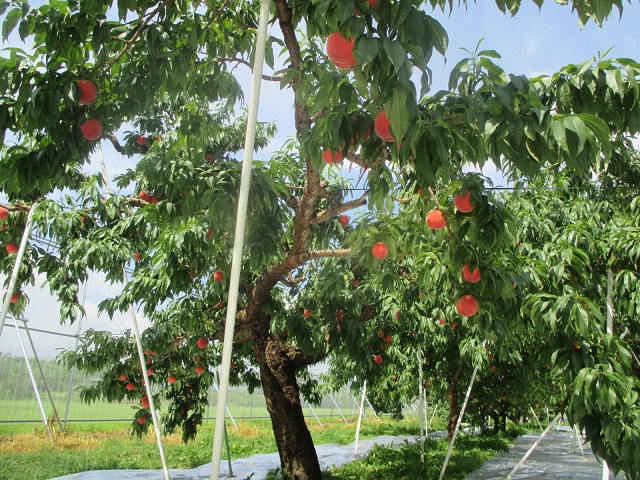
top-left (220, 57), bottom-right (283, 82)
top-left (102, 0), bottom-right (176, 72)
top-left (307, 249), bottom-right (352, 260)
top-left (108, 134), bottom-right (124, 154)
top-left (0, 203), bottom-right (30, 212)
top-left (310, 192), bottom-right (369, 224)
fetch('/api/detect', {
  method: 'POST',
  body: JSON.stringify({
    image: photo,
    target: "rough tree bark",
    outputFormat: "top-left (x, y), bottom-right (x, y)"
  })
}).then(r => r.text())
top-left (252, 318), bottom-right (323, 480)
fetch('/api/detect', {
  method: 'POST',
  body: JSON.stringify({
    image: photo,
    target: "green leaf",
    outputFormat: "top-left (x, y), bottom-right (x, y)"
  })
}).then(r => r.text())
top-left (606, 68), bottom-right (626, 97)
top-left (424, 15), bottom-right (448, 57)
top-left (563, 115), bottom-right (587, 155)
top-left (383, 39), bottom-right (406, 75)
top-left (386, 87), bottom-right (410, 143)
top-left (358, 37), bottom-right (379, 65)
top-left (2, 8), bottom-right (21, 41)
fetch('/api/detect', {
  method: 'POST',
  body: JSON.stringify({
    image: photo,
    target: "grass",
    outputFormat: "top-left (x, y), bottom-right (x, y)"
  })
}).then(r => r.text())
top-left (0, 418), bottom-right (520, 480)
top-left (0, 397), bottom-right (360, 422)
top-left (326, 432), bottom-right (518, 480)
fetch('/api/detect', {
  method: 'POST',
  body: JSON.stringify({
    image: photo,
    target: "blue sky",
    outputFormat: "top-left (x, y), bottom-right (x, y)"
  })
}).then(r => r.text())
top-left (2, 0), bottom-right (640, 358)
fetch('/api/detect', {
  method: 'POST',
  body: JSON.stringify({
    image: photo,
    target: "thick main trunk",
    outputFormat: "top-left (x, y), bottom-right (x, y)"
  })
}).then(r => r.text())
top-left (253, 329), bottom-right (322, 480)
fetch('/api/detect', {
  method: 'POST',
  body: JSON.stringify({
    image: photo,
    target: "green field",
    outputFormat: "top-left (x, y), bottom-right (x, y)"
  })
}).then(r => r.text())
top-left (0, 353), bottom-right (375, 424)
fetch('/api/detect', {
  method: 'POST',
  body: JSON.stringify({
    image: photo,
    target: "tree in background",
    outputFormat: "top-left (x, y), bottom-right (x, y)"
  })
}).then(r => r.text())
top-left (2, 1), bottom-right (640, 478)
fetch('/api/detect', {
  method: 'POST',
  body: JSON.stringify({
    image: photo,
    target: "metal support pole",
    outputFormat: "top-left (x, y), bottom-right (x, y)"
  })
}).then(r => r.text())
top-left (306, 401), bottom-right (323, 427)
top-left (529, 405), bottom-right (544, 431)
top-left (97, 274), bottom-right (126, 332)
top-left (572, 425), bottom-right (585, 456)
top-left (350, 392), bottom-right (366, 420)
top-left (19, 316), bottom-right (63, 432)
top-left (329, 393), bottom-right (348, 423)
top-left (439, 367), bottom-right (478, 480)
top-left (0, 203), bottom-right (38, 339)
top-left (223, 419), bottom-right (233, 477)
top-left (506, 412), bottom-right (562, 479)
top-left (98, 143), bottom-right (170, 480)
top-left (603, 270), bottom-right (614, 480)
top-left (355, 381), bottom-right (367, 455)
top-left (428, 404), bottom-right (438, 430)
top-left (210, 2), bottom-right (271, 477)
top-left (13, 318), bottom-right (54, 443)
top-left (418, 348), bottom-right (425, 462)
top-left (212, 375), bottom-right (238, 430)
top-left (64, 281), bottom-right (87, 429)
top-left (362, 388), bottom-right (379, 420)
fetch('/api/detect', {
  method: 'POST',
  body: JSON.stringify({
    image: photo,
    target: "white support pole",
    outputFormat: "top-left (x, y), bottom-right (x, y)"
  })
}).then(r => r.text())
top-left (20, 316), bottom-right (63, 431)
top-left (362, 388), bottom-right (379, 419)
top-left (97, 144), bottom-right (170, 480)
top-left (350, 391), bottom-right (366, 419)
top-left (212, 376), bottom-right (238, 430)
top-left (603, 269), bottom-right (614, 480)
top-left (64, 281), bottom-right (88, 429)
top-left (97, 274), bottom-right (126, 332)
top-left (424, 400), bottom-right (429, 436)
top-left (210, 1), bottom-right (271, 477)
top-left (428, 403), bottom-right (438, 430)
top-left (126, 293), bottom-right (171, 480)
top-left (354, 381), bottom-right (367, 455)
top-left (606, 270), bottom-right (614, 335)
top-left (529, 405), bottom-right (544, 431)
top-left (506, 412), bottom-right (562, 479)
top-left (12, 318), bottom-right (54, 443)
top-left (306, 401), bottom-right (323, 427)
top-left (329, 393), bottom-right (348, 423)
top-left (418, 348), bottom-right (425, 462)
top-left (0, 203), bottom-right (37, 339)
top-left (439, 367), bottom-right (478, 480)
top-left (574, 425), bottom-right (585, 456)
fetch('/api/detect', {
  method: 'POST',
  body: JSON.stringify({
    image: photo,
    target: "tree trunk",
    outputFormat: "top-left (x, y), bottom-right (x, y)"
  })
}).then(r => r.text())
top-left (253, 327), bottom-right (322, 480)
top-left (490, 410), bottom-right (501, 434)
top-left (447, 363), bottom-right (466, 438)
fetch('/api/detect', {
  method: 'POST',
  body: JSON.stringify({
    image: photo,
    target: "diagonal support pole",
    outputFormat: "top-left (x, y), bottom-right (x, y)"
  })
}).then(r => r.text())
top-left (98, 143), bottom-right (171, 480)
top-left (506, 412), bottom-right (562, 479)
top-left (439, 366), bottom-right (478, 480)
top-left (354, 381), bottom-right (367, 455)
top-left (12, 317), bottom-right (54, 443)
top-left (19, 315), bottom-right (64, 432)
top-left (210, 1), bottom-right (272, 477)
top-left (0, 202), bottom-right (38, 339)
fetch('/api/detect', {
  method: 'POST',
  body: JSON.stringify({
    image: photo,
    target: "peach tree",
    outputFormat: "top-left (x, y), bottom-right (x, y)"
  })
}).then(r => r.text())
top-left (2, 0), bottom-right (640, 479)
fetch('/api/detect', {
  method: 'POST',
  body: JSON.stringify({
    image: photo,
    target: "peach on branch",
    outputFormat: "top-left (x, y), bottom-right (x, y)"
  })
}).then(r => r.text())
top-left (456, 294), bottom-right (479, 317)
top-left (322, 149), bottom-right (343, 164)
top-left (77, 79), bottom-right (98, 105)
top-left (426, 210), bottom-right (446, 229)
top-left (462, 264), bottom-right (481, 283)
top-left (326, 33), bottom-right (357, 69)
top-left (80, 119), bottom-right (103, 141)
top-left (374, 110), bottom-right (394, 142)
top-left (372, 241), bottom-right (388, 260)
top-left (454, 190), bottom-right (475, 213)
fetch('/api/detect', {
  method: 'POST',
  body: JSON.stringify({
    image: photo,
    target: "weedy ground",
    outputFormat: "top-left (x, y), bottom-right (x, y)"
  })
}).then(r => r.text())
top-left (0, 417), bottom-right (524, 480)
